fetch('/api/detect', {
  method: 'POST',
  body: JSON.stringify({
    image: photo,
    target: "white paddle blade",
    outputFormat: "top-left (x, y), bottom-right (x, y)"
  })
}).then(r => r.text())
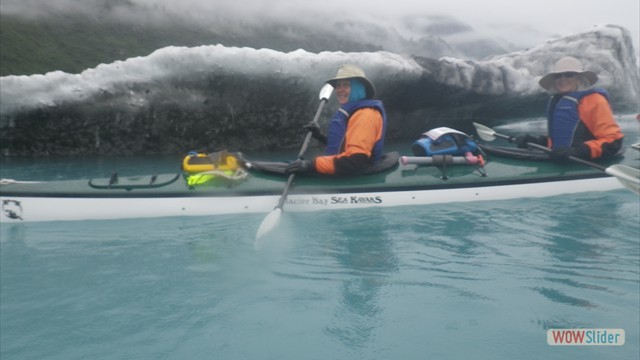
top-left (472, 122), bottom-right (497, 142)
top-left (606, 165), bottom-right (640, 195)
top-left (319, 83), bottom-right (334, 101)
top-left (256, 208), bottom-right (282, 241)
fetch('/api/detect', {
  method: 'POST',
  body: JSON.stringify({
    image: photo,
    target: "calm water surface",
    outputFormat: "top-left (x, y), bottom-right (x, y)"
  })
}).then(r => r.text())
top-left (1, 190), bottom-right (638, 359)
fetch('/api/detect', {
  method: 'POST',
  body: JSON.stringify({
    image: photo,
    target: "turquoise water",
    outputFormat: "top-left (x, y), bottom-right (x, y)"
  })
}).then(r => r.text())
top-left (1, 184), bottom-right (638, 359)
top-left (2, 115), bottom-right (640, 359)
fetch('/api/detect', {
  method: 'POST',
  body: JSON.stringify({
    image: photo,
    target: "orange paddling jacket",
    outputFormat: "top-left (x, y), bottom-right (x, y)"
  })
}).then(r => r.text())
top-left (546, 89), bottom-right (623, 159)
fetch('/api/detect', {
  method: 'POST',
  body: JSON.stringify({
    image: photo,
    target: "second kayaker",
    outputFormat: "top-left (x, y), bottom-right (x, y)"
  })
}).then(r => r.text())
top-left (516, 56), bottom-right (624, 161)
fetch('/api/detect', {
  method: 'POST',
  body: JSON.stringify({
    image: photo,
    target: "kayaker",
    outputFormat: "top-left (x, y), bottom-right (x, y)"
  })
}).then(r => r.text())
top-left (515, 56), bottom-right (624, 161)
top-left (285, 64), bottom-right (388, 175)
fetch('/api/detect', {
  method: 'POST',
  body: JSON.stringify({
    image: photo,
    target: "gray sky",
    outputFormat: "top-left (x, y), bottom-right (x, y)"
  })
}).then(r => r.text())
top-left (158, 0), bottom-right (639, 50)
top-left (3, 0), bottom-right (639, 54)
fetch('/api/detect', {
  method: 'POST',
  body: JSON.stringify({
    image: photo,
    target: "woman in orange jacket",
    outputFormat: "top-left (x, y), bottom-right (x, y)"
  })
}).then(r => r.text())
top-left (285, 65), bottom-right (388, 175)
top-left (516, 56), bottom-right (624, 161)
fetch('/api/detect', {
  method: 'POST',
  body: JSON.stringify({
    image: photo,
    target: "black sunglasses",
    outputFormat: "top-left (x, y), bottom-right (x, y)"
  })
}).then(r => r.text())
top-left (554, 72), bottom-right (578, 79)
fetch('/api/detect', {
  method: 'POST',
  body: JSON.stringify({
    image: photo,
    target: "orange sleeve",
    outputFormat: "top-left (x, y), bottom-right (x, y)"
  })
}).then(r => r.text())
top-left (314, 108), bottom-right (383, 174)
top-left (577, 93), bottom-right (623, 158)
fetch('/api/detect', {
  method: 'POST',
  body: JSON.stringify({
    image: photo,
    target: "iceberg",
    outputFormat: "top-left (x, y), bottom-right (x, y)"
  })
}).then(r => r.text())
top-left (0, 24), bottom-right (637, 156)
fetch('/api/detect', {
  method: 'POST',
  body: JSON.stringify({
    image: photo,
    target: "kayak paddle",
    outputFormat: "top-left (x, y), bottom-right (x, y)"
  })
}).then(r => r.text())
top-left (255, 83), bottom-right (334, 242)
top-left (473, 122), bottom-right (640, 194)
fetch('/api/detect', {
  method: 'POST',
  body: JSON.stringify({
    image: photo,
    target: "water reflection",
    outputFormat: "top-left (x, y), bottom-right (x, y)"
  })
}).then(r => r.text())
top-left (520, 191), bottom-right (639, 330)
top-left (320, 210), bottom-right (398, 349)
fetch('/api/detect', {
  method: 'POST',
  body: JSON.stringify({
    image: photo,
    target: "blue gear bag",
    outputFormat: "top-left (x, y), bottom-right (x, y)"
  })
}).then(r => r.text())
top-left (412, 127), bottom-right (479, 157)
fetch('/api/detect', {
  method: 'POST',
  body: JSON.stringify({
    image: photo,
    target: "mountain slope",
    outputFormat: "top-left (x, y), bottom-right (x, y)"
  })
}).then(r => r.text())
top-left (0, 14), bottom-right (229, 76)
top-left (0, 12), bottom-right (510, 76)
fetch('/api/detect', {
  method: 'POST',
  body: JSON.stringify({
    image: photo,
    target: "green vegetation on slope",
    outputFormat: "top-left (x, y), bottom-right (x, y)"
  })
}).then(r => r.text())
top-left (0, 14), bottom-right (223, 76)
top-left (0, 14), bottom-right (381, 77)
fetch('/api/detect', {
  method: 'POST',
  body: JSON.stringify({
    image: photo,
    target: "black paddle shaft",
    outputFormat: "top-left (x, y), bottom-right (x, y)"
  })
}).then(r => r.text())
top-left (495, 132), bottom-right (608, 172)
top-left (275, 97), bottom-right (330, 210)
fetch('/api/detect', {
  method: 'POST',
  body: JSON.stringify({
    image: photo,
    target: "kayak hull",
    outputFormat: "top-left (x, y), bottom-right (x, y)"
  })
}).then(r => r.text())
top-left (1, 146), bottom-right (637, 223)
top-left (0, 175), bottom-right (623, 223)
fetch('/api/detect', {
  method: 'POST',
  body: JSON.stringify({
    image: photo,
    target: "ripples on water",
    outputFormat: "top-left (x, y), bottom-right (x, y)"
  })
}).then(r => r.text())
top-left (2, 189), bottom-right (637, 360)
top-left (2, 115), bottom-right (639, 359)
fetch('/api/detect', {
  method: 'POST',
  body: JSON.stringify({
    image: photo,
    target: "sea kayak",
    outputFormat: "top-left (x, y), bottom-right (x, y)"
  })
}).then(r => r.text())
top-left (1, 145), bottom-right (638, 223)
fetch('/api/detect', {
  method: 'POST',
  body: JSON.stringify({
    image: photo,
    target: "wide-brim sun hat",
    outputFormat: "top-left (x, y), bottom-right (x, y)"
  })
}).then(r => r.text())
top-left (326, 64), bottom-right (376, 98)
top-left (539, 56), bottom-right (598, 91)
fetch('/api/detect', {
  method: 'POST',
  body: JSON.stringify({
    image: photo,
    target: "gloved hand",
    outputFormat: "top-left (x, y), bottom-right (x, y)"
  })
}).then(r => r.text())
top-left (549, 147), bottom-right (572, 162)
top-left (549, 145), bottom-right (590, 162)
top-left (285, 159), bottom-right (315, 174)
top-left (303, 122), bottom-right (327, 144)
top-left (515, 134), bottom-right (546, 149)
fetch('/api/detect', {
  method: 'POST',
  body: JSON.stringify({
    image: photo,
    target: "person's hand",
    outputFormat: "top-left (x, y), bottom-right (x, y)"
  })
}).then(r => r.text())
top-left (303, 122), bottom-right (327, 144)
top-left (303, 122), bottom-right (321, 136)
top-left (515, 134), bottom-right (541, 148)
top-left (285, 159), bottom-right (315, 174)
top-left (549, 145), bottom-right (589, 162)
top-left (549, 147), bottom-right (572, 162)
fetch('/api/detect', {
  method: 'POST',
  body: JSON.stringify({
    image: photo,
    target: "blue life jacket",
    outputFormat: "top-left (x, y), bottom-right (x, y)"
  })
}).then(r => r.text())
top-left (325, 99), bottom-right (387, 162)
top-left (547, 88), bottom-right (609, 149)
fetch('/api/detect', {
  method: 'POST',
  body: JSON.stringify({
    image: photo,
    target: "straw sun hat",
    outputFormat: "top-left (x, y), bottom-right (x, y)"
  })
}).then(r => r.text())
top-left (538, 56), bottom-right (598, 91)
top-left (326, 64), bottom-right (376, 98)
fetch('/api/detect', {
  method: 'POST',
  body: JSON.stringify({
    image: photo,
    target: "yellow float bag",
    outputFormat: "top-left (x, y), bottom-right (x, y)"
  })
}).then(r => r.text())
top-left (182, 150), bottom-right (248, 186)
top-left (182, 150), bottom-right (240, 173)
